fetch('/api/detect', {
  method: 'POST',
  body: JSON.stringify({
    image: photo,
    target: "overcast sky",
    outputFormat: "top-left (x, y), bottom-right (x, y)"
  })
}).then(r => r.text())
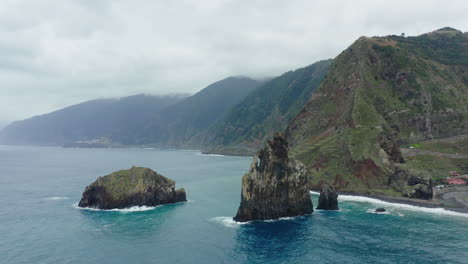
top-left (1, 0), bottom-right (467, 123)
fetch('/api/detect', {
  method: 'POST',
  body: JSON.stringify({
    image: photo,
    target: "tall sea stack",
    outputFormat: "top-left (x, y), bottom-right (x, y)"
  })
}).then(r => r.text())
top-left (233, 134), bottom-right (313, 222)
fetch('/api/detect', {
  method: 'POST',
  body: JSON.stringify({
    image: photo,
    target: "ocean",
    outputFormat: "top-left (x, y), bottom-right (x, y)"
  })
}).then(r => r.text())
top-left (0, 146), bottom-right (467, 264)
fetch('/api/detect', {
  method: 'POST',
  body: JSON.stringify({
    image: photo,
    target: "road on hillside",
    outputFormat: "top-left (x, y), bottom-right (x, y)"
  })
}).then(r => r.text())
top-left (401, 148), bottom-right (468, 159)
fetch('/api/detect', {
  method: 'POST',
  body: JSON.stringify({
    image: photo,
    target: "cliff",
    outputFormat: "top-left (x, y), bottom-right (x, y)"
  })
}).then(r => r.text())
top-left (233, 134), bottom-right (313, 222)
top-left (286, 28), bottom-right (468, 197)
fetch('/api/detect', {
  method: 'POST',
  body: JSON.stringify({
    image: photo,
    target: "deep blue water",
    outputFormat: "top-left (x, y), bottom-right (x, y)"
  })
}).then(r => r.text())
top-left (0, 146), bottom-right (467, 264)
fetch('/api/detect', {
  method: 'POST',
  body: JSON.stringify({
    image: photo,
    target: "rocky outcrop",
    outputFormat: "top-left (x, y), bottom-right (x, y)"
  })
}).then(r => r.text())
top-left (317, 184), bottom-right (339, 210)
top-left (78, 166), bottom-right (186, 209)
top-left (389, 167), bottom-right (433, 200)
top-left (375, 208), bottom-right (386, 213)
top-left (233, 134), bottom-right (313, 222)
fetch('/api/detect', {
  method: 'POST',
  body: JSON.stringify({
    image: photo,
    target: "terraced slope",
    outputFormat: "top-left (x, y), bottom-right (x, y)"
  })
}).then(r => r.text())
top-left (286, 28), bottom-right (468, 196)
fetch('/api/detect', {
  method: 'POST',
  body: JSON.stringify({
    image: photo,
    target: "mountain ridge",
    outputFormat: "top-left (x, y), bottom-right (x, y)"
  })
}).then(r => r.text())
top-left (286, 28), bottom-right (468, 196)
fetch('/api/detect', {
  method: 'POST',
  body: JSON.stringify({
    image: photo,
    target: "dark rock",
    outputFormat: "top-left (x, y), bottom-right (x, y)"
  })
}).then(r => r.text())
top-left (78, 166), bottom-right (186, 209)
top-left (378, 133), bottom-right (405, 163)
top-left (233, 134), bottom-right (313, 222)
top-left (317, 184), bottom-right (339, 210)
top-left (389, 167), bottom-right (433, 200)
top-left (411, 182), bottom-right (433, 200)
top-left (375, 208), bottom-right (386, 213)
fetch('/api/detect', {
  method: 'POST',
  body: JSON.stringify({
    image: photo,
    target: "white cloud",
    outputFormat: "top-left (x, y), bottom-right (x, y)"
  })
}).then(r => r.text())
top-left (0, 0), bottom-right (467, 121)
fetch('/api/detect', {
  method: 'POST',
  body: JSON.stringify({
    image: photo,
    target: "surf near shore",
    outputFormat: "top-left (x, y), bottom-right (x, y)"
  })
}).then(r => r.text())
top-left (310, 189), bottom-right (468, 216)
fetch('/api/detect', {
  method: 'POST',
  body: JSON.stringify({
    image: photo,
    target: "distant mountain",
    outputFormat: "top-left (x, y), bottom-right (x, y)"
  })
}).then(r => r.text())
top-left (132, 76), bottom-right (262, 146)
top-left (0, 121), bottom-right (11, 131)
top-left (286, 28), bottom-right (468, 196)
top-left (0, 94), bottom-right (187, 146)
top-left (200, 60), bottom-right (332, 155)
top-left (0, 76), bottom-right (262, 147)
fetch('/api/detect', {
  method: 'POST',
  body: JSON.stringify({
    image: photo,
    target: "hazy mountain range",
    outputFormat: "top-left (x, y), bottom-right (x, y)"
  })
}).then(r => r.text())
top-left (1, 27), bottom-right (467, 197)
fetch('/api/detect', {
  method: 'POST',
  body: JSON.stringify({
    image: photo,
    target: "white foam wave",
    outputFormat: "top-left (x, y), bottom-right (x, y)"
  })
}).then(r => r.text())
top-left (309, 191), bottom-right (320, 195)
top-left (264, 216), bottom-right (298, 222)
top-left (338, 195), bottom-right (468, 218)
top-left (210, 216), bottom-right (248, 227)
top-left (72, 203), bottom-right (156, 212)
top-left (211, 214), bottom-right (309, 227)
top-left (44, 196), bottom-right (70, 200)
top-left (366, 208), bottom-right (391, 215)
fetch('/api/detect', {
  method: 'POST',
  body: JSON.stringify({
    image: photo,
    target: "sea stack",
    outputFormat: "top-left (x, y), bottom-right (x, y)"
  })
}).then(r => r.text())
top-left (233, 134), bottom-right (313, 222)
top-left (316, 184), bottom-right (339, 210)
top-left (78, 166), bottom-right (186, 209)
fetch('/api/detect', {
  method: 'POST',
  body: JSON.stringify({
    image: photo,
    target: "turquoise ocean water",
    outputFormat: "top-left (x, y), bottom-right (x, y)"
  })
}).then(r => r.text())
top-left (0, 146), bottom-right (467, 264)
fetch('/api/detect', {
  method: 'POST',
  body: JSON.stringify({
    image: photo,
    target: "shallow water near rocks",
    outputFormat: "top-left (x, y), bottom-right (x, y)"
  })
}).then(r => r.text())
top-left (0, 146), bottom-right (467, 264)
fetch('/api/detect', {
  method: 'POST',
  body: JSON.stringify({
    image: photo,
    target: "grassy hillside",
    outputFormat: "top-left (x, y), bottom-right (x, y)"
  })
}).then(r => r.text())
top-left (286, 28), bottom-right (468, 196)
top-left (133, 76), bottom-right (262, 147)
top-left (202, 60), bottom-right (332, 155)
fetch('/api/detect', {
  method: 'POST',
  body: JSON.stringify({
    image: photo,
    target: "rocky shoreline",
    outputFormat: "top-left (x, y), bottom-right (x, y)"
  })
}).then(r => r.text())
top-left (310, 189), bottom-right (468, 214)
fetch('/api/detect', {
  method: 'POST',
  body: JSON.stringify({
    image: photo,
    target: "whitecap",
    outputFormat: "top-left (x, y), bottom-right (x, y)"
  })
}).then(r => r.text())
top-left (309, 191), bottom-right (320, 195)
top-left (211, 214), bottom-right (310, 227)
top-left (72, 203), bottom-right (156, 212)
top-left (338, 195), bottom-right (468, 219)
top-left (210, 216), bottom-right (248, 227)
top-left (366, 208), bottom-right (390, 215)
top-left (264, 216), bottom-right (299, 222)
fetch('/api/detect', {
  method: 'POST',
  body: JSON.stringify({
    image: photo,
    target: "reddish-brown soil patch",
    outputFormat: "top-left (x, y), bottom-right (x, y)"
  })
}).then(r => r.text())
top-left (353, 159), bottom-right (382, 186)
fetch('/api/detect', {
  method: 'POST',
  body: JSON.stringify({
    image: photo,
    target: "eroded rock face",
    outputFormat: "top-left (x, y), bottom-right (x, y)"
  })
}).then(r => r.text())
top-left (389, 167), bottom-right (433, 200)
top-left (233, 134), bottom-right (313, 222)
top-left (317, 184), bottom-right (339, 210)
top-left (78, 166), bottom-right (186, 209)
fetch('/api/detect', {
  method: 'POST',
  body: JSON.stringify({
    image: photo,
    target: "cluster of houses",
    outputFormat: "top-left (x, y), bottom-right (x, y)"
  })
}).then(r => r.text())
top-left (444, 171), bottom-right (468, 185)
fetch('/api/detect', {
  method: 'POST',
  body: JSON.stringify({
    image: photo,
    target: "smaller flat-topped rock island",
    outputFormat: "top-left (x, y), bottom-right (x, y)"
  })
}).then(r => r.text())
top-left (233, 134), bottom-right (313, 222)
top-left (78, 166), bottom-right (186, 209)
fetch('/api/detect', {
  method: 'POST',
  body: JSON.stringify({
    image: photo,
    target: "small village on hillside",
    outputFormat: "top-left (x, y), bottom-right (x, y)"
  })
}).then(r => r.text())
top-left (444, 171), bottom-right (468, 185)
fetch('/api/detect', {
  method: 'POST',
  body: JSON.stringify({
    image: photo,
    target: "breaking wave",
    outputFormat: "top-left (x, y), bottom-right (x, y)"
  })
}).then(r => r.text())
top-left (210, 216), bottom-right (248, 227)
top-left (310, 191), bottom-right (468, 219)
top-left (73, 203), bottom-right (156, 212)
top-left (338, 194), bottom-right (468, 218)
top-left (210, 214), bottom-right (309, 227)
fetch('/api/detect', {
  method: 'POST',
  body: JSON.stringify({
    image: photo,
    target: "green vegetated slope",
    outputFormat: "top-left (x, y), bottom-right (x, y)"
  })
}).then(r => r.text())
top-left (133, 76), bottom-right (262, 147)
top-left (201, 60), bottom-right (332, 155)
top-left (286, 27), bottom-right (468, 195)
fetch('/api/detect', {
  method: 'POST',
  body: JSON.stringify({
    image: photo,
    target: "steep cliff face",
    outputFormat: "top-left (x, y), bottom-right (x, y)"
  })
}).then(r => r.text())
top-left (201, 60), bottom-right (331, 155)
top-left (233, 134), bottom-right (313, 222)
top-left (286, 28), bottom-right (468, 196)
top-left (78, 166), bottom-right (186, 209)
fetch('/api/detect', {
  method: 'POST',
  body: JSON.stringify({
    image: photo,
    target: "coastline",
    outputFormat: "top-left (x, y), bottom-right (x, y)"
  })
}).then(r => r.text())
top-left (311, 189), bottom-right (468, 214)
